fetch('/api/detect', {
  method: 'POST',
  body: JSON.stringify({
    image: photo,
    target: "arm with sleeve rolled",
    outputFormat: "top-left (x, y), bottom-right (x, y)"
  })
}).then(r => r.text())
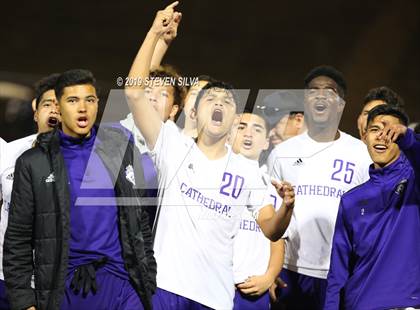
top-left (3, 156), bottom-right (36, 310)
top-left (125, 2), bottom-right (180, 150)
top-left (324, 200), bottom-right (352, 310)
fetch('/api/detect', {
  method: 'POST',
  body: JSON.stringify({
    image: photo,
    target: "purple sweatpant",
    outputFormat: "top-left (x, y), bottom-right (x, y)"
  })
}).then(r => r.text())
top-left (233, 289), bottom-right (270, 310)
top-left (0, 280), bottom-right (10, 310)
top-left (152, 288), bottom-right (212, 310)
top-left (60, 268), bottom-right (144, 310)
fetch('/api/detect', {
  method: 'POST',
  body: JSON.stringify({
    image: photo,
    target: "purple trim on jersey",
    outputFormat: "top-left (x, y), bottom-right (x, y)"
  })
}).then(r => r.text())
top-left (325, 129), bottom-right (420, 310)
top-left (61, 268), bottom-right (143, 310)
top-left (0, 280), bottom-right (10, 309)
top-left (152, 288), bottom-right (212, 310)
top-left (233, 289), bottom-right (269, 310)
top-left (275, 268), bottom-right (327, 310)
top-left (59, 128), bottom-right (128, 279)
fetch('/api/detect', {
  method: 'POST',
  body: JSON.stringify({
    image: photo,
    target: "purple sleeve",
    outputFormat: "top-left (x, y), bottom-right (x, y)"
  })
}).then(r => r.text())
top-left (324, 200), bottom-right (352, 310)
top-left (397, 128), bottom-right (420, 187)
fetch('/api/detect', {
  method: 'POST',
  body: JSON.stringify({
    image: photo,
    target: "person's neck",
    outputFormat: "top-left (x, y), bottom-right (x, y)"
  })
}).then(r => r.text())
top-left (196, 133), bottom-right (228, 160)
top-left (307, 125), bottom-right (340, 142)
top-left (373, 152), bottom-right (401, 170)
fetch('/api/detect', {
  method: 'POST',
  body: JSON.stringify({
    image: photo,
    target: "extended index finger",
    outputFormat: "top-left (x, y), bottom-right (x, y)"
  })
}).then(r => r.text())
top-left (165, 1), bottom-right (179, 10)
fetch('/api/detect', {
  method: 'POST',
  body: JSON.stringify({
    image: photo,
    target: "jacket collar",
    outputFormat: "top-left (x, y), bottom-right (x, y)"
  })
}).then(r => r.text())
top-left (369, 153), bottom-right (407, 184)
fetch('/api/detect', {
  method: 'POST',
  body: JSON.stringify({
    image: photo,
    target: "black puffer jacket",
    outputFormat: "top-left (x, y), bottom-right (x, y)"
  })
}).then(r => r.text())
top-left (3, 127), bottom-right (156, 310)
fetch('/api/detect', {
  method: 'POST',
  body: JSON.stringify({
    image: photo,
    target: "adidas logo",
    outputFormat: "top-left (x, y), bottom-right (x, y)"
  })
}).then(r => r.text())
top-left (293, 158), bottom-right (304, 166)
top-left (125, 164), bottom-right (136, 187)
top-left (45, 173), bottom-right (55, 183)
top-left (6, 173), bottom-right (13, 181)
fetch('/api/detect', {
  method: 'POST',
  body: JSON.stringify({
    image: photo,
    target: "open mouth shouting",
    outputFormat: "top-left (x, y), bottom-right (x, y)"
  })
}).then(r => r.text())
top-left (314, 101), bottom-right (328, 113)
top-left (47, 116), bottom-right (59, 128)
top-left (211, 109), bottom-right (223, 126)
top-left (77, 116), bottom-right (89, 128)
top-left (242, 138), bottom-right (253, 150)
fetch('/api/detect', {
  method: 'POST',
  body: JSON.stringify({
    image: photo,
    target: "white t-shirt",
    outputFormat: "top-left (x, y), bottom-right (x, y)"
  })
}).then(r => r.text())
top-left (232, 165), bottom-right (282, 284)
top-left (0, 134), bottom-right (37, 280)
top-left (267, 131), bottom-right (371, 279)
top-left (151, 121), bottom-right (273, 310)
top-left (120, 113), bottom-right (150, 154)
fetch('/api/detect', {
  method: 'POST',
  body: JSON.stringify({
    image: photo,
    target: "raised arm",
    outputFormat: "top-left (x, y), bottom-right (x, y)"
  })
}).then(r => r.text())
top-left (379, 124), bottom-right (420, 187)
top-left (256, 181), bottom-right (294, 242)
top-left (150, 11), bottom-right (182, 70)
top-left (125, 2), bottom-right (180, 149)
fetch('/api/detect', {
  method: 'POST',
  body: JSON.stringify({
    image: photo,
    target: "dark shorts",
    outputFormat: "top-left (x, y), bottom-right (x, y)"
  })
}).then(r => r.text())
top-left (272, 268), bottom-right (327, 310)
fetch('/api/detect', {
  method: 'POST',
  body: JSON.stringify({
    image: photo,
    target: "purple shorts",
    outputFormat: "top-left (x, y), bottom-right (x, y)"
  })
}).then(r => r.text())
top-left (152, 288), bottom-right (212, 310)
top-left (233, 289), bottom-right (270, 310)
top-left (60, 268), bottom-right (143, 310)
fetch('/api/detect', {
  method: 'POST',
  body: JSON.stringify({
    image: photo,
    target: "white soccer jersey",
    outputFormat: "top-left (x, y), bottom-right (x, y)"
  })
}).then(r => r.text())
top-left (0, 134), bottom-right (37, 280)
top-left (232, 165), bottom-right (282, 284)
top-left (267, 131), bottom-right (371, 279)
top-left (151, 121), bottom-right (273, 310)
top-left (120, 113), bottom-right (150, 154)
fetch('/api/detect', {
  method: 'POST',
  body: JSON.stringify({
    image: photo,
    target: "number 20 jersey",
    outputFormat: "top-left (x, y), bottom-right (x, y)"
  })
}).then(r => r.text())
top-left (151, 121), bottom-right (273, 309)
top-left (267, 131), bottom-right (371, 279)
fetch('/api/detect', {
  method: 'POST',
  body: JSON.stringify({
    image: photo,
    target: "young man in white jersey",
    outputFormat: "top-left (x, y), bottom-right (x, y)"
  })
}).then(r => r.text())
top-left (229, 112), bottom-right (285, 310)
top-left (267, 65), bottom-right (371, 310)
top-left (125, 3), bottom-right (295, 309)
top-left (0, 73), bottom-right (61, 309)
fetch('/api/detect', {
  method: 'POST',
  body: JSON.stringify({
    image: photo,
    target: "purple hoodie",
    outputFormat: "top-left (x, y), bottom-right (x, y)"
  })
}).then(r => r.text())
top-left (59, 128), bottom-right (128, 279)
top-left (325, 129), bottom-right (420, 310)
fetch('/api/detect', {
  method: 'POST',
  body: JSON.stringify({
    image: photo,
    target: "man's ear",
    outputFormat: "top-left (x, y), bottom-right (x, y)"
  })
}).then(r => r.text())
top-left (189, 107), bottom-right (197, 120)
top-left (31, 99), bottom-right (37, 112)
top-left (169, 104), bottom-right (180, 121)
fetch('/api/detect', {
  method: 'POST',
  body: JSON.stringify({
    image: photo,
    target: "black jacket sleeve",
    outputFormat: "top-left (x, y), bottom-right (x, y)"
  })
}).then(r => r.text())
top-left (3, 156), bottom-right (36, 310)
top-left (140, 208), bottom-right (157, 293)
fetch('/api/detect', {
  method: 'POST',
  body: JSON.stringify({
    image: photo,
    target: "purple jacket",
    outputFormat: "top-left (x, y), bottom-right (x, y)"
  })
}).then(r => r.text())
top-left (325, 129), bottom-right (420, 310)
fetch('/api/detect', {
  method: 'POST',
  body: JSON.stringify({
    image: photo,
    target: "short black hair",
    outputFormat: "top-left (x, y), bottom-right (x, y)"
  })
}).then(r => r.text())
top-left (34, 73), bottom-right (60, 108)
top-left (363, 86), bottom-right (404, 108)
top-left (55, 69), bottom-right (97, 100)
top-left (150, 64), bottom-right (186, 121)
top-left (304, 65), bottom-right (347, 98)
top-left (240, 109), bottom-right (270, 137)
top-left (367, 104), bottom-right (409, 128)
top-left (194, 80), bottom-right (238, 110)
top-left (197, 75), bottom-right (217, 84)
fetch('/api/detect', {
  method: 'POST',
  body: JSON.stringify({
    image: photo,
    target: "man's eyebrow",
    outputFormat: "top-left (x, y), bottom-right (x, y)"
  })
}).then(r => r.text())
top-left (66, 96), bottom-right (79, 100)
top-left (253, 123), bottom-right (265, 130)
top-left (40, 99), bottom-right (55, 103)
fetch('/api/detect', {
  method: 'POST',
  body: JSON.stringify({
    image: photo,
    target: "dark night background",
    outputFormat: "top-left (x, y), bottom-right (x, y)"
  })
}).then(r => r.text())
top-left (1, 0), bottom-right (419, 141)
